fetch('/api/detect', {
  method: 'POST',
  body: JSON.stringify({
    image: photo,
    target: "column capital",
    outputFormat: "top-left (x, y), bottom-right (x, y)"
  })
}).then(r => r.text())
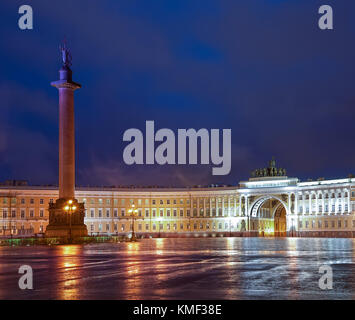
top-left (51, 80), bottom-right (81, 90)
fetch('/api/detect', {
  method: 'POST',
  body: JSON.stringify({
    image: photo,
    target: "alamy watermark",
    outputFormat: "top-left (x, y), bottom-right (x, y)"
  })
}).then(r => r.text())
top-left (17, 4), bottom-right (334, 31)
top-left (18, 5), bottom-right (33, 30)
top-left (318, 264), bottom-right (333, 290)
top-left (18, 265), bottom-right (33, 290)
top-left (123, 121), bottom-right (231, 175)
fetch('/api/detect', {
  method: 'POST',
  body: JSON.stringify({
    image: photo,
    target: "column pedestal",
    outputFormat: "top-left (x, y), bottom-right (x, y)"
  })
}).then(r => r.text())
top-left (45, 198), bottom-right (87, 239)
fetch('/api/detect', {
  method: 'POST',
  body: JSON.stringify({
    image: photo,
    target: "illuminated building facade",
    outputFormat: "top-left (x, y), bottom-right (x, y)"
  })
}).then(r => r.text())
top-left (0, 159), bottom-right (354, 238)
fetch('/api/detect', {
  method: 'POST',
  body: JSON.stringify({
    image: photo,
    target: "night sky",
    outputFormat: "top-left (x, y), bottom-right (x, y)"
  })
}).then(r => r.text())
top-left (0, 0), bottom-right (354, 187)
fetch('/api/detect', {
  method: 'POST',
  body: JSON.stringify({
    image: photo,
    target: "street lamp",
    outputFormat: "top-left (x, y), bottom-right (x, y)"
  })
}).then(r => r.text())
top-left (64, 199), bottom-right (76, 243)
top-left (128, 204), bottom-right (138, 241)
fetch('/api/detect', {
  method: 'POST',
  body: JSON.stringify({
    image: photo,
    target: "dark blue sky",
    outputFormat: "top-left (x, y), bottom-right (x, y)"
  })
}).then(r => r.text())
top-left (0, 0), bottom-right (354, 187)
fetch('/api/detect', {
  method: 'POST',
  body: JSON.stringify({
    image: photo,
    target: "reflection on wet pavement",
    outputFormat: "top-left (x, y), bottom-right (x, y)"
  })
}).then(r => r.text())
top-left (0, 237), bottom-right (354, 299)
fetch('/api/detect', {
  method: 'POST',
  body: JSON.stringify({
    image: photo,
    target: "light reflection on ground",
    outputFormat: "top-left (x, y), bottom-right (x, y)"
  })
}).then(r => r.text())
top-left (0, 237), bottom-right (354, 300)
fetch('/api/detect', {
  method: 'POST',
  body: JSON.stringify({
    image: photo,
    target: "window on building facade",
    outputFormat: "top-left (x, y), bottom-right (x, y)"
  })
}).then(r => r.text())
top-left (106, 209), bottom-right (110, 218)
top-left (145, 209), bottom-right (149, 217)
top-left (40, 199), bottom-right (44, 204)
top-left (40, 210), bottom-right (44, 218)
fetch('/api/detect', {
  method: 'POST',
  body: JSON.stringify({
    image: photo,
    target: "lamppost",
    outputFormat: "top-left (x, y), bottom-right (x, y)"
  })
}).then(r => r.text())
top-left (128, 204), bottom-right (138, 241)
top-left (64, 200), bottom-right (76, 243)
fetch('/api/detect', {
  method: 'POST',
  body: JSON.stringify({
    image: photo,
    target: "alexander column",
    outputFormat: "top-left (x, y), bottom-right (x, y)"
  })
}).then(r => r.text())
top-left (45, 42), bottom-right (88, 241)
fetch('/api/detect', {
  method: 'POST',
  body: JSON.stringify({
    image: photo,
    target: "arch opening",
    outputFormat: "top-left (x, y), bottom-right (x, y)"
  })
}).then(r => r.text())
top-left (250, 197), bottom-right (287, 237)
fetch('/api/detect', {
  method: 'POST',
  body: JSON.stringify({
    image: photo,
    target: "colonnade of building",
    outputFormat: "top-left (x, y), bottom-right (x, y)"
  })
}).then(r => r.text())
top-left (0, 176), bottom-right (354, 237)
